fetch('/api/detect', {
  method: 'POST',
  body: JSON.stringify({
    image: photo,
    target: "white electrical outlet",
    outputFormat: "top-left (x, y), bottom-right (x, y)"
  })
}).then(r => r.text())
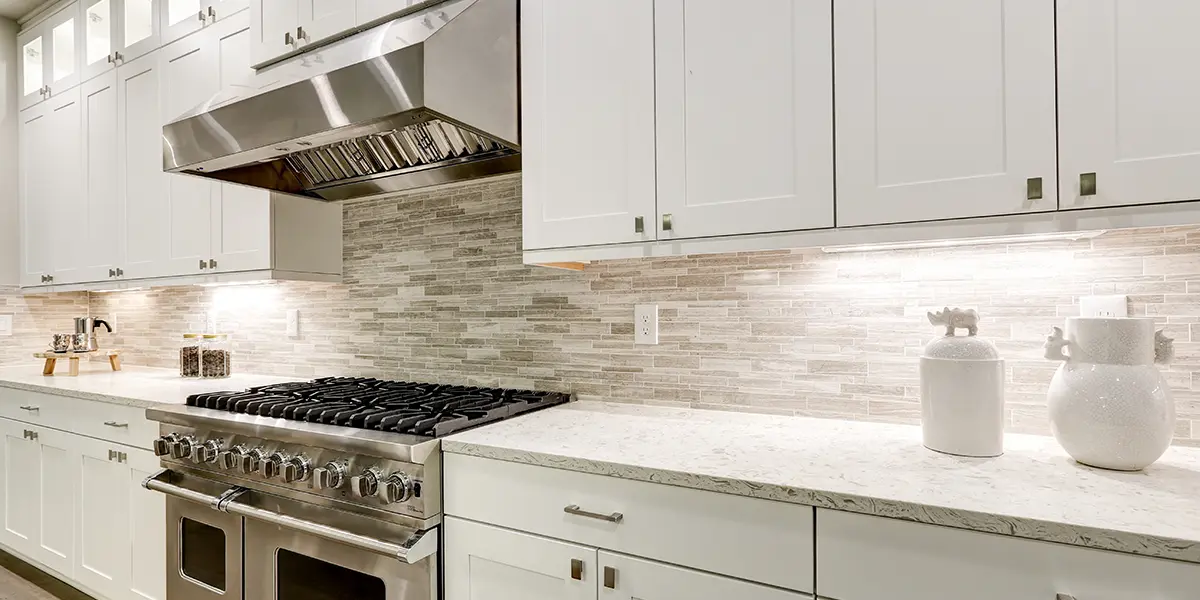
top-left (1080, 295), bottom-right (1129, 317)
top-left (635, 304), bottom-right (658, 345)
top-left (287, 309), bottom-right (300, 337)
top-left (0, 315), bottom-right (11, 337)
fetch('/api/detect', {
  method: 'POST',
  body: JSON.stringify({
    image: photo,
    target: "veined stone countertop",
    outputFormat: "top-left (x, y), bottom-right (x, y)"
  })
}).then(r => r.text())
top-left (444, 401), bottom-right (1200, 564)
top-left (0, 363), bottom-right (306, 409)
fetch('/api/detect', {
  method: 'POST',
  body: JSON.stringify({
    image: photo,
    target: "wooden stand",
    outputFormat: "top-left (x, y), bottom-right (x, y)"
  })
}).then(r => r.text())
top-left (35, 350), bottom-right (122, 377)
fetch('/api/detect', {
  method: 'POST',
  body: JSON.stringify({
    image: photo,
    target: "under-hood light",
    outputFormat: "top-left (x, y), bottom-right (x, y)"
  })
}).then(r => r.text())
top-left (821, 231), bottom-right (1107, 254)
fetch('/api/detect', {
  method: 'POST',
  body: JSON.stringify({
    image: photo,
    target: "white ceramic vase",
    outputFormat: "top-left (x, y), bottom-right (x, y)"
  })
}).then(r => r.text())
top-left (1044, 317), bottom-right (1175, 471)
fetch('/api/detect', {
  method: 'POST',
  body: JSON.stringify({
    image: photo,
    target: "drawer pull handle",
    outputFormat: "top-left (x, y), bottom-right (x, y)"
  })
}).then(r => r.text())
top-left (19, 406), bottom-right (39, 412)
top-left (570, 558), bottom-right (583, 581)
top-left (603, 566), bottom-right (617, 589)
top-left (103, 421), bottom-right (129, 428)
top-left (564, 504), bottom-right (624, 524)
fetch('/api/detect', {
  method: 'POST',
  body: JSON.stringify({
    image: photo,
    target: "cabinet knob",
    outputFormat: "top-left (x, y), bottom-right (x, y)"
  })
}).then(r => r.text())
top-left (570, 558), bottom-right (583, 581)
top-left (662, 213), bottom-right (672, 231)
top-left (603, 566), bottom-right (616, 589)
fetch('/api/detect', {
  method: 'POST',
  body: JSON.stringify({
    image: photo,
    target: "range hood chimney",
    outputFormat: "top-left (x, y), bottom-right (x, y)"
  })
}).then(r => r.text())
top-left (161, 0), bottom-right (518, 202)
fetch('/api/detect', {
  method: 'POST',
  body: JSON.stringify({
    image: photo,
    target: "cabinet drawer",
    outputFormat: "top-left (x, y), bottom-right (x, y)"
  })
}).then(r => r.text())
top-left (816, 508), bottom-right (1200, 600)
top-left (445, 453), bottom-right (814, 593)
top-left (0, 388), bottom-right (73, 429)
top-left (69, 401), bottom-right (157, 449)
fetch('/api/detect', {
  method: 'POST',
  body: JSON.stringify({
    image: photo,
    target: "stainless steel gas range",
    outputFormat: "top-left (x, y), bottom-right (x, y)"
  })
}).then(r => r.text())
top-left (142, 378), bottom-right (571, 600)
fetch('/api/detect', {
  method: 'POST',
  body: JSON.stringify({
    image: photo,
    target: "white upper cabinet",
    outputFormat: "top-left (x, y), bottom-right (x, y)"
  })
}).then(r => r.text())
top-left (655, 0), bottom-right (834, 239)
top-left (19, 103), bottom-right (54, 287)
top-left (162, 0), bottom-right (248, 46)
top-left (1058, 0), bottom-right (1200, 210)
top-left (521, 0), bottom-right (656, 250)
top-left (78, 71), bottom-right (123, 284)
top-left (118, 49), bottom-right (164, 281)
top-left (251, 0), bottom-right (355, 67)
top-left (833, 0), bottom-right (1057, 226)
top-left (81, 0), bottom-right (162, 82)
top-left (19, 2), bottom-right (82, 111)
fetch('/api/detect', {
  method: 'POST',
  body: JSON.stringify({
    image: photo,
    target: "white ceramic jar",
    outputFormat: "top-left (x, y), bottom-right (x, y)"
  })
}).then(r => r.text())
top-left (920, 308), bottom-right (1005, 457)
top-left (1045, 317), bottom-right (1175, 471)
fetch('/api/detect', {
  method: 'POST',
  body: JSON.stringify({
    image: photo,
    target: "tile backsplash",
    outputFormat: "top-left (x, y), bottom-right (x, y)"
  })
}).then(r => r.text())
top-left (84, 174), bottom-right (1200, 445)
top-left (0, 287), bottom-right (89, 365)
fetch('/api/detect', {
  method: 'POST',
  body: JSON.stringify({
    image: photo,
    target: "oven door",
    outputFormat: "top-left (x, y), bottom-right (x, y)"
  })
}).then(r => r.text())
top-left (145, 469), bottom-right (439, 600)
top-left (160, 471), bottom-right (244, 600)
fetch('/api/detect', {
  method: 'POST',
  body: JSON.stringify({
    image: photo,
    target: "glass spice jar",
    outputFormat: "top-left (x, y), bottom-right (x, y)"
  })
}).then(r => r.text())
top-left (180, 333), bottom-right (202, 378)
top-left (201, 334), bottom-right (232, 379)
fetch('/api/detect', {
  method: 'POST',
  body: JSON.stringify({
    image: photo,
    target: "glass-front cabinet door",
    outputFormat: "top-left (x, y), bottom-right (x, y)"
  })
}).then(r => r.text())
top-left (121, 0), bottom-right (160, 61)
top-left (162, 0), bottom-right (203, 44)
top-left (82, 0), bottom-right (114, 81)
top-left (44, 3), bottom-right (81, 95)
top-left (18, 29), bottom-right (45, 110)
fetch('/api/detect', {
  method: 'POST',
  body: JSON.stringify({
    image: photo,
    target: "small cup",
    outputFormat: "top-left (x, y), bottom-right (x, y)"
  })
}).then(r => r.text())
top-left (71, 333), bottom-right (91, 353)
top-left (50, 333), bottom-right (73, 353)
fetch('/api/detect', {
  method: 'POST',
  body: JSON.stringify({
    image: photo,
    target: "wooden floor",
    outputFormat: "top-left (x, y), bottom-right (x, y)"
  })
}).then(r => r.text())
top-left (0, 550), bottom-right (93, 600)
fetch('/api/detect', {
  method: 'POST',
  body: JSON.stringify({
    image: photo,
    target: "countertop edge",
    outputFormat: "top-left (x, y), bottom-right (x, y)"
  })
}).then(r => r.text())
top-left (442, 439), bottom-right (1200, 565)
top-left (0, 379), bottom-right (157, 409)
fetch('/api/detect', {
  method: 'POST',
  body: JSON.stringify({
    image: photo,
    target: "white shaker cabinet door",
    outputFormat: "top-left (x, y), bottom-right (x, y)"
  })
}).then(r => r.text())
top-left (74, 436), bottom-right (129, 600)
top-left (521, 0), bottom-right (657, 250)
top-left (118, 50), bottom-right (168, 280)
top-left (300, 0), bottom-right (356, 48)
top-left (0, 419), bottom-right (41, 557)
top-left (79, 71), bottom-right (123, 285)
top-left (208, 14), bottom-right (272, 273)
top-left (33, 427), bottom-right (78, 579)
top-left (444, 516), bottom-right (598, 600)
top-left (45, 89), bottom-right (86, 286)
top-left (19, 102), bottom-right (53, 287)
top-left (1059, 0), bottom-right (1200, 210)
top-left (251, 0), bottom-right (301, 66)
top-left (128, 449), bottom-right (167, 600)
top-left (598, 551), bottom-right (811, 600)
top-left (834, 0), bottom-right (1057, 226)
top-left (655, 0), bottom-right (834, 239)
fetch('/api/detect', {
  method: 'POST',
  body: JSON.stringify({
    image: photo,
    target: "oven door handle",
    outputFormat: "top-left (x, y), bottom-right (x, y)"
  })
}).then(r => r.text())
top-left (143, 470), bottom-right (438, 564)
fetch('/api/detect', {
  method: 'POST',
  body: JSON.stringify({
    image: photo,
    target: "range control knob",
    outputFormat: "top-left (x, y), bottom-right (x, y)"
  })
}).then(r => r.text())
top-left (261, 451), bottom-right (291, 479)
top-left (240, 447), bottom-right (267, 475)
top-left (382, 472), bottom-right (414, 504)
top-left (350, 467), bottom-right (383, 498)
top-left (313, 462), bottom-right (347, 490)
top-left (219, 445), bottom-right (248, 471)
top-left (193, 439), bottom-right (224, 464)
top-left (170, 435), bottom-right (199, 460)
top-left (152, 433), bottom-right (179, 457)
top-left (283, 455), bottom-right (313, 484)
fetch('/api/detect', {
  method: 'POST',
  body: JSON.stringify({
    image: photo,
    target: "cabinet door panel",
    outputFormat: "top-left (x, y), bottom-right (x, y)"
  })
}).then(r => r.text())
top-left (119, 51), bottom-right (168, 279)
top-left (82, 0), bottom-right (116, 82)
top-left (36, 430), bottom-right (76, 577)
top-left (80, 71), bottom-right (122, 284)
top-left (834, 0), bottom-right (1056, 226)
top-left (1059, 0), bottom-right (1200, 210)
top-left (122, 0), bottom-right (162, 62)
top-left (521, 0), bottom-right (656, 250)
top-left (75, 438), bottom-right (130, 599)
top-left (444, 516), bottom-right (596, 600)
top-left (45, 4), bottom-right (81, 94)
top-left (19, 105), bottom-right (52, 286)
top-left (46, 90), bottom-right (85, 285)
top-left (252, 0), bottom-right (300, 65)
top-left (302, 0), bottom-right (356, 46)
top-left (656, 0), bottom-right (833, 238)
top-left (162, 0), bottom-right (204, 45)
top-left (19, 29), bottom-right (45, 110)
top-left (598, 551), bottom-right (810, 600)
top-left (129, 450), bottom-right (166, 600)
top-left (0, 421), bottom-right (40, 555)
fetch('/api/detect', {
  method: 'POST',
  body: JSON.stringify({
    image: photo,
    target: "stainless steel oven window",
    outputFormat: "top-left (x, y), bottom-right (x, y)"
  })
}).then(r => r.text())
top-left (180, 518), bottom-right (228, 591)
top-left (276, 549), bottom-right (386, 600)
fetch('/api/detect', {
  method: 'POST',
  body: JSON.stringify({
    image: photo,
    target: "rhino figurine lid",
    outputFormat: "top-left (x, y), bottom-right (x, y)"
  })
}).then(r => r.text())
top-left (923, 307), bottom-right (999, 360)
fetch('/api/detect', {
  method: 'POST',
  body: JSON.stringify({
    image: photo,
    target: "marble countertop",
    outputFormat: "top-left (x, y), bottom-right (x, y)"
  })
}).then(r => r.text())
top-left (445, 401), bottom-right (1200, 564)
top-left (0, 363), bottom-right (306, 408)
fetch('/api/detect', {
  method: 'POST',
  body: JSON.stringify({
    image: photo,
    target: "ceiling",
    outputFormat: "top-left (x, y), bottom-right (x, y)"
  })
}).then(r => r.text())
top-left (1, 0), bottom-right (44, 20)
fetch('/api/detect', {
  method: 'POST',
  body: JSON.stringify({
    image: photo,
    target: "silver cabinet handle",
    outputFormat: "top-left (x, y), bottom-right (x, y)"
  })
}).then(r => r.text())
top-left (113, 51), bottom-right (123, 62)
top-left (107, 449), bottom-right (126, 462)
top-left (23, 430), bottom-right (38, 441)
top-left (1027, 176), bottom-right (1043, 201)
top-left (208, 259), bottom-right (217, 269)
top-left (662, 213), bottom-right (672, 231)
top-left (47, 275), bottom-right (53, 283)
top-left (284, 31), bottom-right (294, 46)
top-left (634, 216), bottom-right (644, 233)
top-left (207, 6), bottom-right (216, 20)
top-left (103, 421), bottom-right (129, 428)
top-left (603, 566), bottom-right (616, 589)
top-left (296, 26), bottom-right (306, 41)
top-left (44, 85), bottom-right (50, 96)
top-left (109, 268), bottom-right (116, 277)
top-left (115, 268), bottom-right (123, 277)
top-left (199, 259), bottom-right (207, 270)
top-left (564, 504), bottom-right (623, 523)
top-left (19, 406), bottom-right (39, 412)
top-left (143, 470), bottom-right (437, 563)
top-left (198, 9), bottom-right (206, 23)
top-left (1080, 172), bottom-right (1097, 197)
top-left (106, 53), bottom-right (114, 63)
top-left (570, 558), bottom-right (583, 581)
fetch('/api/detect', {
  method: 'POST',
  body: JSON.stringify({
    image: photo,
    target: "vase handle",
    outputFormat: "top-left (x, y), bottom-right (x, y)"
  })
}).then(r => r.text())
top-left (1155, 330), bottom-right (1175, 364)
top-left (1044, 327), bottom-right (1069, 361)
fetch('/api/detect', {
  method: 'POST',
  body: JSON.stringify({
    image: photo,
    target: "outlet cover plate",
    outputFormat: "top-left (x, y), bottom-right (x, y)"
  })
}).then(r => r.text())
top-left (286, 309), bottom-right (300, 337)
top-left (1080, 295), bottom-right (1128, 318)
top-left (634, 304), bottom-right (658, 345)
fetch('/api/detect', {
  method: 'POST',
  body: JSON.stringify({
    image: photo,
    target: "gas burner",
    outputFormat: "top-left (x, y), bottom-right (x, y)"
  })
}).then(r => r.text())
top-left (186, 377), bottom-right (573, 437)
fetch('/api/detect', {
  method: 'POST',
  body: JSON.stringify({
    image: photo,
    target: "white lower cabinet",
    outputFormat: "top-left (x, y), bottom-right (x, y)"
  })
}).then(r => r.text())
top-left (0, 397), bottom-right (165, 600)
top-left (444, 517), bottom-right (810, 600)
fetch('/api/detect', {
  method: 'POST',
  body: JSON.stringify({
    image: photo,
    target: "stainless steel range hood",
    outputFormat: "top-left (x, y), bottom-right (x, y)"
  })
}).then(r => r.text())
top-left (162, 0), bottom-right (518, 202)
